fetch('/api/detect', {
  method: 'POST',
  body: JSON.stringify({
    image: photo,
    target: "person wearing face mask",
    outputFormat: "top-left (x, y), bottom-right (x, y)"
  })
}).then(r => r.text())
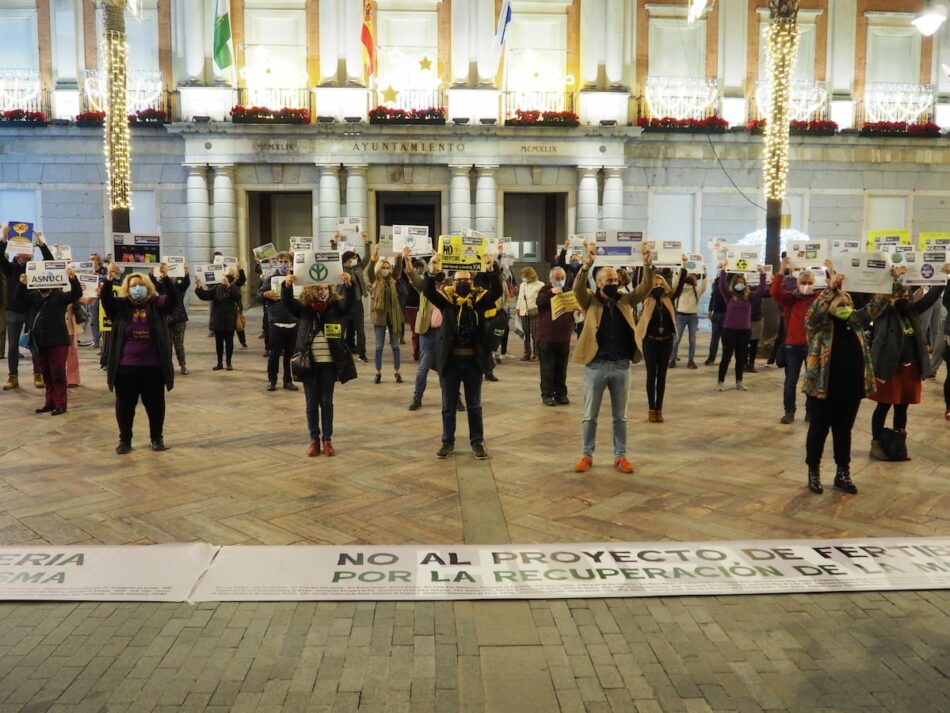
top-left (339, 235), bottom-right (371, 363)
top-left (100, 261), bottom-right (179, 454)
top-left (515, 267), bottom-right (544, 361)
top-left (636, 258), bottom-right (687, 423)
top-left (404, 258), bottom-right (426, 361)
top-left (669, 269), bottom-right (707, 369)
top-left (535, 266), bottom-right (575, 406)
top-left (572, 242), bottom-right (654, 474)
top-left (365, 244), bottom-right (405, 384)
top-left (801, 271), bottom-right (876, 495)
top-left (555, 239), bottom-right (584, 289)
top-left (281, 272), bottom-right (357, 457)
top-left (423, 252), bottom-right (502, 459)
top-left (155, 263), bottom-right (191, 375)
top-left (0, 226), bottom-right (54, 390)
top-left (259, 252), bottom-right (299, 392)
top-left (715, 263), bottom-right (769, 392)
top-left (867, 267), bottom-right (945, 461)
top-left (16, 267), bottom-right (82, 415)
top-left (772, 257), bottom-right (822, 424)
top-left (195, 269), bottom-right (242, 371)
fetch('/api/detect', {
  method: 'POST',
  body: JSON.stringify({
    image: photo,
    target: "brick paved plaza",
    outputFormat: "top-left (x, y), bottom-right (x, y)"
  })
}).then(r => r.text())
top-left (0, 312), bottom-right (948, 712)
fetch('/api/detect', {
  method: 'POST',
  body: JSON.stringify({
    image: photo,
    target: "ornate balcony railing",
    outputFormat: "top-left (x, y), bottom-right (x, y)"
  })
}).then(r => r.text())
top-left (860, 83), bottom-right (934, 124)
top-left (373, 87), bottom-right (446, 112)
top-left (644, 76), bottom-right (719, 120)
top-left (754, 79), bottom-right (828, 121)
top-left (238, 87), bottom-right (311, 112)
top-left (503, 91), bottom-right (576, 118)
top-left (0, 69), bottom-right (44, 112)
top-left (83, 69), bottom-right (166, 114)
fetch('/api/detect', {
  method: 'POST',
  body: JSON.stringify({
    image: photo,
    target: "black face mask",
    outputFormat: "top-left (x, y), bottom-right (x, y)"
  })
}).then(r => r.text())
top-left (651, 287), bottom-right (665, 300)
top-left (601, 284), bottom-right (619, 299)
top-left (455, 282), bottom-right (472, 297)
top-left (895, 298), bottom-right (910, 311)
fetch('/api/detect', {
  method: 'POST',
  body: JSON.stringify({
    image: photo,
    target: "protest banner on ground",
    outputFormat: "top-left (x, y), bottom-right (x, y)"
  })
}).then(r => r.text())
top-left (289, 237), bottom-right (313, 252)
top-left (162, 255), bottom-right (186, 278)
top-left (438, 234), bottom-right (487, 272)
top-left (253, 242), bottom-right (278, 262)
top-left (787, 240), bottom-right (828, 270)
top-left (50, 244), bottom-right (72, 261)
top-left (551, 291), bottom-right (579, 320)
top-left (893, 251), bottom-right (948, 286)
top-left (831, 239), bottom-right (862, 256)
top-left (6, 221), bottom-right (34, 257)
top-left (78, 273), bottom-right (100, 299)
top-left (293, 250), bottom-right (344, 286)
top-left (392, 225), bottom-right (433, 256)
top-left (194, 263), bottom-right (225, 286)
top-left (652, 240), bottom-right (683, 267)
top-left (113, 233), bottom-right (160, 263)
top-left (26, 260), bottom-right (68, 289)
top-left (836, 253), bottom-right (893, 293)
top-left (867, 229), bottom-right (910, 252)
top-left (337, 217), bottom-right (362, 235)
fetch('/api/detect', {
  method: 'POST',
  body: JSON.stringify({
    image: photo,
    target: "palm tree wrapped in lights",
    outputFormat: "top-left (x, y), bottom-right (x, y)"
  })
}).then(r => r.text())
top-left (101, 0), bottom-right (140, 232)
top-left (763, 0), bottom-right (799, 273)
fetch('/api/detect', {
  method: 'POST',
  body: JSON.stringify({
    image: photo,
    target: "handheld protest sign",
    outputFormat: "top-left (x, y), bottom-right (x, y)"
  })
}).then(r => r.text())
top-left (70, 261), bottom-right (95, 273)
top-left (50, 244), bottom-right (72, 261)
top-left (652, 240), bottom-right (683, 267)
top-left (918, 232), bottom-right (950, 252)
top-left (213, 255), bottom-right (239, 273)
top-left (787, 240), bottom-right (828, 270)
top-left (6, 221), bottom-right (35, 257)
top-left (438, 234), bottom-right (487, 272)
top-left (79, 273), bottom-right (100, 299)
top-left (194, 263), bottom-right (225, 286)
top-left (867, 230), bottom-right (910, 252)
top-left (253, 242), bottom-right (278, 262)
top-left (393, 225), bottom-right (433, 256)
top-left (293, 250), bottom-right (344, 286)
top-left (113, 232), bottom-right (161, 264)
top-left (898, 251), bottom-right (949, 286)
top-left (725, 245), bottom-right (761, 273)
top-left (836, 253), bottom-right (893, 293)
top-left (832, 239), bottom-right (861, 256)
top-left (289, 236), bottom-right (314, 252)
top-left (26, 260), bottom-right (68, 289)
top-left (162, 255), bottom-right (186, 278)
top-left (684, 255), bottom-right (705, 274)
top-left (337, 217), bottom-right (362, 235)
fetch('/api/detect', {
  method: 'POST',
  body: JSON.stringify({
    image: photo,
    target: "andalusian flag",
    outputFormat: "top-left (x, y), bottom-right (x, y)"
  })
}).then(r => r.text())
top-left (361, 0), bottom-right (376, 79)
top-left (213, 0), bottom-right (233, 71)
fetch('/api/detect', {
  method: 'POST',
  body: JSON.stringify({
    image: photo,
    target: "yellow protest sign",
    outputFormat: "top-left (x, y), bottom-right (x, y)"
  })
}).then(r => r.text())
top-left (438, 234), bottom-right (487, 272)
top-left (918, 231), bottom-right (950, 251)
top-left (867, 229), bottom-right (910, 252)
top-left (551, 291), bottom-right (579, 320)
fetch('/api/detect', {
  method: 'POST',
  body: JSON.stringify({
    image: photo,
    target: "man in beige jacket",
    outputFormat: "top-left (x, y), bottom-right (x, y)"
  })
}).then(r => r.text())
top-left (572, 241), bottom-right (654, 474)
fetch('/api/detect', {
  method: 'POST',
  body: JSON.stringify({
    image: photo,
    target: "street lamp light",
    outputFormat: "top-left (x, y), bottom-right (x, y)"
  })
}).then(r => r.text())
top-left (913, 2), bottom-right (948, 36)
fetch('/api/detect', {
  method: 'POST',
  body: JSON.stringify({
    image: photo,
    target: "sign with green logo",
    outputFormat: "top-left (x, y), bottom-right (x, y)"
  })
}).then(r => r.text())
top-left (293, 250), bottom-right (343, 286)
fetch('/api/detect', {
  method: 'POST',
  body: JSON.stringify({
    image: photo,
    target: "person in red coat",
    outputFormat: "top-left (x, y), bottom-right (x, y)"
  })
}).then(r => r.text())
top-left (772, 256), bottom-right (821, 424)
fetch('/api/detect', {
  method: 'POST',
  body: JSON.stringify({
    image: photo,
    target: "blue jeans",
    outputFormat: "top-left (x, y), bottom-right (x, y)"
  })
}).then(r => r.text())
top-left (374, 324), bottom-right (401, 372)
top-left (581, 360), bottom-right (630, 458)
top-left (440, 356), bottom-right (484, 445)
top-left (783, 344), bottom-right (807, 414)
top-left (413, 331), bottom-right (438, 401)
top-left (672, 314), bottom-right (698, 362)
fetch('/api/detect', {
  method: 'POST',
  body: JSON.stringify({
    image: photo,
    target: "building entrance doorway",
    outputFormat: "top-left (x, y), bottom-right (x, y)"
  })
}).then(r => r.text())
top-left (503, 193), bottom-right (567, 264)
top-left (376, 192), bottom-right (441, 239)
top-left (247, 191), bottom-right (313, 287)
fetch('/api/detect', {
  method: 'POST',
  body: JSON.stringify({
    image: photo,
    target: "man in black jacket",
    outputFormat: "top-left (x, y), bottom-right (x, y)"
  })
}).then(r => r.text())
top-left (0, 226), bottom-right (54, 390)
top-left (423, 251), bottom-right (502, 460)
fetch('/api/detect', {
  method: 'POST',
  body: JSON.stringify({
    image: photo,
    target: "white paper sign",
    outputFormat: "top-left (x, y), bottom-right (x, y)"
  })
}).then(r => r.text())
top-left (653, 240), bottom-right (683, 267)
top-left (896, 251), bottom-right (949, 286)
top-left (26, 260), bottom-right (68, 289)
top-left (567, 235), bottom-right (588, 248)
top-left (804, 266), bottom-right (828, 288)
top-left (70, 261), bottom-right (95, 273)
top-left (194, 263), bottom-right (225, 286)
top-left (213, 255), bottom-right (239, 273)
top-left (836, 253), bottom-right (893, 294)
top-left (162, 255), bottom-right (186, 278)
top-left (290, 237), bottom-right (314, 252)
top-left (487, 237), bottom-right (514, 256)
top-left (79, 273), bottom-right (101, 299)
top-left (49, 244), bottom-right (72, 261)
top-left (378, 226), bottom-right (394, 257)
top-left (461, 227), bottom-right (483, 238)
top-left (393, 225), bottom-right (434, 256)
top-left (684, 255), bottom-right (705, 274)
top-left (337, 217), bottom-right (363, 235)
top-left (272, 275), bottom-right (303, 298)
top-left (592, 245), bottom-right (636, 268)
top-left (831, 240), bottom-right (862, 256)
top-left (725, 246), bottom-right (762, 273)
top-left (294, 250), bottom-right (344, 286)
top-left (788, 240), bottom-right (828, 270)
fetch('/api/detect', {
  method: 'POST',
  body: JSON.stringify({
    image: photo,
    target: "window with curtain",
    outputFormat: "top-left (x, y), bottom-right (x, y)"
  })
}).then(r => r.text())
top-left (504, 13), bottom-right (569, 113)
top-left (645, 10), bottom-right (715, 120)
top-left (243, 0), bottom-right (308, 107)
top-left (0, 6), bottom-right (40, 112)
top-left (376, 9), bottom-right (440, 110)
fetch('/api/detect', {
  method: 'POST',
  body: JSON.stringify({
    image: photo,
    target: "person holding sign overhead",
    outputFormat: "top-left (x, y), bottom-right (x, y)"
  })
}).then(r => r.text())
top-left (715, 263), bottom-right (769, 392)
top-left (280, 271), bottom-right (357, 457)
top-left (195, 268), bottom-right (242, 372)
top-left (1, 225), bottom-right (53, 390)
top-left (535, 266), bottom-right (575, 406)
top-left (423, 251), bottom-right (502, 460)
top-left (572, 241), bottom-right (654, 474)
top-left (155, 263), bottom-right (191, 375)
top-left (772, 256), bottom-right (821, 424)
top-left (515, 267), bottom-right (544, 361)
top-left (365, 243), bottom-right (405, 384)
top-left (100, 261), bottom-right (179, 454)
top-left (259, 252), bottom-right (299, 392)
top-left (16, 266), bottom-right (82, 415)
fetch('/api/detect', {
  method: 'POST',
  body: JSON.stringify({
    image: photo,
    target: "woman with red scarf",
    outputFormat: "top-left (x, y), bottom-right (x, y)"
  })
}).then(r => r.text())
top-left (281, 272), bottom-right (358, 457)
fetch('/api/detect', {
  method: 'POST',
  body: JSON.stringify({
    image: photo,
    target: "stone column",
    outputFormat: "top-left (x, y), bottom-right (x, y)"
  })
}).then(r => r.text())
top-left (345, 164), bottom-right (368, 230)
top-left (601, 167), bottom-right (624, 229)
top-left (211, 165), bottom-right (237, 257)
top-left (186, 165), bottom-right (211, 265)
top-left (604, 0), bottom-right (624, 86)
top-left (181, 0), bottom-right (205, 84)
top-left (343, 0), bottom-right (365, 85)
top-left (580, 0), bottom-right (605, 88)
top-left (474, 165), bottom-right (498, 236)
top-left (576, 166), bottom-right (600, 235)
top-left (475, 0), bottom-right (497, 85)
top-left (318, 164), bottom-right (341, 248)
top-left (449, 165), bottom-right (472, 233)
top-left (318, 0), bottom-right (340, 83)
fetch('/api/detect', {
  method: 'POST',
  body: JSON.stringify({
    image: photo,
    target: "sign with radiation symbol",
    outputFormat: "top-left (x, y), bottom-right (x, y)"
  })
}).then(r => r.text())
top-left (734, 258), bottom-right (749, 271)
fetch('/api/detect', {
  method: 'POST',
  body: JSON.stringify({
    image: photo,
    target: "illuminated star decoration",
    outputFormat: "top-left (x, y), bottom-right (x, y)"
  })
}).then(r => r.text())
top-left (419, 56), bottom-right (432, 71)
top-left (381, 85), bottom-right (399, 103)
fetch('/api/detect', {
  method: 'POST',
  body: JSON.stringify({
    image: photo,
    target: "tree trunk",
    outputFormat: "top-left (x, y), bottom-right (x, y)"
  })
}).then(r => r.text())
top-left (765, 198), bottom-right (782, 274)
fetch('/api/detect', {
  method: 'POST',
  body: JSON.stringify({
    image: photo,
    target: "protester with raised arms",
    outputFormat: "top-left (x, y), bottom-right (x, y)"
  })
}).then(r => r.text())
top-left (772, 257), bottom-right (821, 424)
top-left (160, 263), bottom-right (191, 375)
top-left (423, 251), bottom-right (502, 460)
top-left (195, 267), bottom-right (241, 372)
top-left (715, 263), bottom-right (768, 391)
top-left (637, 257), bottom-right (687, 423)
top-left (669, 266), bottom-right (706, 370)
top-left (572, 241), bottom-right (654, 474)
top-left (535, 266), bottom-right (574, 406)
top-left (100, 261), bottom-right (178, 454)
top-left (365, 243), bottom-right (404, 384)
top-left (515, 267), bottom-right (544, 361)
top-left (259, 252), bottom-right (299, 392)
top-left (281, 271), bottom-right (357, 457)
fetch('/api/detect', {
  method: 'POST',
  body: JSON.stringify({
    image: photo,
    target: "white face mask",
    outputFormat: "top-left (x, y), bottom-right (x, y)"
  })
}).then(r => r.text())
top-left (798, 283), bottom-right (814, 295)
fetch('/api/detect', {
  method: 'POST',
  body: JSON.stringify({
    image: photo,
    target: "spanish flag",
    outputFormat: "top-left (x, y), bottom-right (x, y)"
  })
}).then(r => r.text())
top-left (361, 0), bottom-right (376, 80)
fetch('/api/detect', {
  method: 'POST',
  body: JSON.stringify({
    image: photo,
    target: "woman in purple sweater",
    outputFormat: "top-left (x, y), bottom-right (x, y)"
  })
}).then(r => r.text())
top-left (716, 264), bottom-right (768, 391)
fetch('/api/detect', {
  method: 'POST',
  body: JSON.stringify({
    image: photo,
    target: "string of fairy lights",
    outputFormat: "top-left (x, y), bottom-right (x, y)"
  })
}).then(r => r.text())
top-left (103, 29), bottom-right (132, 212)
top-left (762, 17), bottom-right (799, 204)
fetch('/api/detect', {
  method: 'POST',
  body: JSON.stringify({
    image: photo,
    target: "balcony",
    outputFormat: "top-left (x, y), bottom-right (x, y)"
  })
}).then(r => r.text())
top-left (859, 83), bottom-right (935, 124)
top-left (83, 69), bottom-right (170, 114)
top-left (237, 87), bottom-right (311, 113)
top-left (372, 87), bottom-right (446, 113)
top-left (0, 69), bottom-right (49, 115)
top-left (754, 79), bottom-right (829, 121)
top-left (503, 91), bottom-right (576, 121)
top-left (643, 76), bottom-right (719, 120)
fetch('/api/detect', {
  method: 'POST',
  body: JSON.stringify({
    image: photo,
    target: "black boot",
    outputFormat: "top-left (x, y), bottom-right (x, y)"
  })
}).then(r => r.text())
top-left (834, 467), bottom-right (858, 494)
top-left (807, 467), bottom-right (823, 494)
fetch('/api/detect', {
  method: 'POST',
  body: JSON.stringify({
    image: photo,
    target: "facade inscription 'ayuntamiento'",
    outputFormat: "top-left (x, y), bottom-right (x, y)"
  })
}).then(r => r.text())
top-left (351, 141), bottom-right (466, 154)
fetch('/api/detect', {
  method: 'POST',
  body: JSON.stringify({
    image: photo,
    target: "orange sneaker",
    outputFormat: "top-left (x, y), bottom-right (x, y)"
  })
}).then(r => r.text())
top-left (323, 440), bottom-right (335, 457)
top-left (574, 456), bottom-right (593, 473)
top-left (614, 457), bottom-right (635, 474)
top-left (307, 440), bottom-right (320, 457)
